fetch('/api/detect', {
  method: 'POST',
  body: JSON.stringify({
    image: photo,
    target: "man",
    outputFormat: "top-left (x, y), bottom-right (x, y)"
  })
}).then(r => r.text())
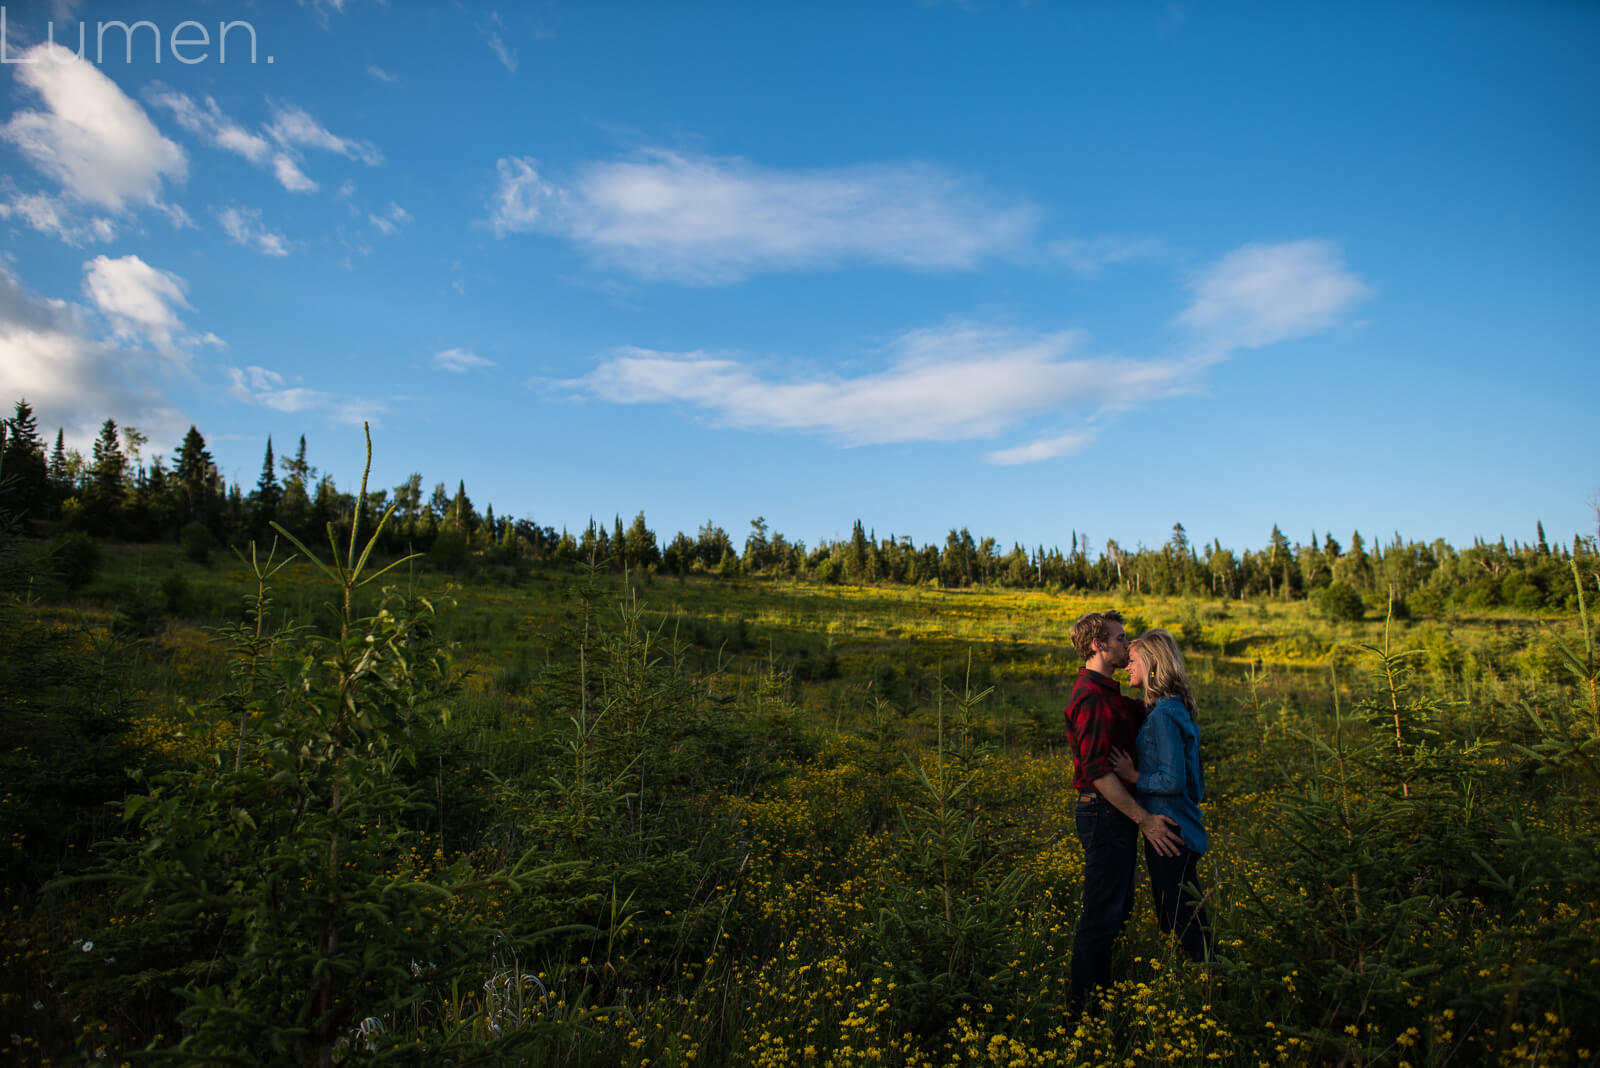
top-left (1064, 609), bottom-right (1181, 1016)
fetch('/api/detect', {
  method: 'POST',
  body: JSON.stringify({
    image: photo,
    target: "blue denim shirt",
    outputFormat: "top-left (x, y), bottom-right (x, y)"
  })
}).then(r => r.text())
top-left (1134, 696), bottom-right (1207, 855)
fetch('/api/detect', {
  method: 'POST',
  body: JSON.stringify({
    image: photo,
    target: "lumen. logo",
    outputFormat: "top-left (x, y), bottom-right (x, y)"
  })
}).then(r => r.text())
top-left (0, 8), bottom-right (273, 65)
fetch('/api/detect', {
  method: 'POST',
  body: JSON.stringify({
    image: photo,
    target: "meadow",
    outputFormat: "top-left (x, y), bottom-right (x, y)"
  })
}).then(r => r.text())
top-left (2, 520), bottom-right (1597, 1066)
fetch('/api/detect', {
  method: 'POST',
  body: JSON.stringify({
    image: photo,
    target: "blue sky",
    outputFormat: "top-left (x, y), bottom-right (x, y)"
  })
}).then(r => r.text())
top-left (2, 1), bottom-right (1595, 557)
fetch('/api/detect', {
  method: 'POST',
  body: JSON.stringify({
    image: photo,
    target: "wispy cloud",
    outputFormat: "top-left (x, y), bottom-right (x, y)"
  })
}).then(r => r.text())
top-left (147, 89), bottom-right (381, 194)
top-left (217, 206), bottom-right (290, 257)
top-left (369, 201), bottom-right (411, 236)
top-left (223, 363), bottom-right (387, 426)
top-left (1178, 239), bottom-right (1371, 351)
top-left (559, 239), bottom-right (1371, 464)
top-left (432, 347), bottom-right (494, 372)
top-left (145, 87), bottom-right (271, 164)
top-left (267, 102), bottom-right (384, 166)
top-left (2, 44), bottom-right (186, 232)
top-left (481, 11), bottom-right (518, 72)
top-left (1050, 234), bottom-right (1164, 274)
top-left (0, 188), bottom-right (116, 245)
top-left (272, 154), bottom-right (318, 193)
top-left (986, 432), bottom-right (1097, 466)
top-left (561, 323), bottom-right (1194, 448)
top-left (224, 365), bottom-right (319, 412)
top-left (491, 149), bottom-right (1037, 283)
top-left (366, 63), bottom-right (399, 83)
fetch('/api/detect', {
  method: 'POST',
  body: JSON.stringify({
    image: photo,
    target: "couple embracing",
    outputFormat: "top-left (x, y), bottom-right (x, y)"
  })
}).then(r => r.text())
top-left (1063, 610), bottom-right (1215, 1017)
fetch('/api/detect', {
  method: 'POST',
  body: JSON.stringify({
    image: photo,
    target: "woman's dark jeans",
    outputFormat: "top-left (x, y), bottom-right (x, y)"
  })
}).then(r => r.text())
top-left (1145, 842), bottom-right (1215, 964)
top-left (1068, 796), bottom-right (1138, 1015)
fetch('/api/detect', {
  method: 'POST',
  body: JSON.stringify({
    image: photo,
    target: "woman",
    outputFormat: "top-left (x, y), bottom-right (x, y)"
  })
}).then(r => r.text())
top-left (1110, 628), bottom-right (1215, 964)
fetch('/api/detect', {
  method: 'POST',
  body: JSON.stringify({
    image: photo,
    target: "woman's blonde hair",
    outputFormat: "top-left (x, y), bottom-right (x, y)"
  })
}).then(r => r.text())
top-left (1131, 628), bottom-right (1197, 718)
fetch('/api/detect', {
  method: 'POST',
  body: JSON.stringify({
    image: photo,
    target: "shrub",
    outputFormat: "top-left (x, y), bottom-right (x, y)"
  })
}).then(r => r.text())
top-left (1320, 582), bottom-right (1365, 622)
top-left (52, 530), bottom-right (100, 590)
top-left (159, 570), bottom-right (191, 615)
top-left (429, 529), bottom-right (470, 572)
top-left (180, 521), bottom-right (215, 565)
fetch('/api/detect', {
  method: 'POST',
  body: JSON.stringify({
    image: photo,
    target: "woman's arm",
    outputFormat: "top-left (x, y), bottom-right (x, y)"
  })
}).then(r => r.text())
top-left (1136, 705), bottom-right (1187, 796)
top-left (1109, 746), bottom-right (1138, 785)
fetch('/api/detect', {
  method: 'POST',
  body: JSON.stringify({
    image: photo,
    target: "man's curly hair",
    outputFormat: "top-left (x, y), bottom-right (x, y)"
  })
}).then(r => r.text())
top-left (1070, 610), bottom-right (1125, 661)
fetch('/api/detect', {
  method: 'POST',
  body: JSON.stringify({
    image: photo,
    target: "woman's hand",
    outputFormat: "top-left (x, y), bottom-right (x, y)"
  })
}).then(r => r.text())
top-left (1109, 747), bottom-right (1138, 786)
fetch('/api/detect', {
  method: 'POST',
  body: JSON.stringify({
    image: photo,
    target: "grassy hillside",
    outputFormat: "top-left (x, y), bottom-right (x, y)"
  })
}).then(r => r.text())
top-left (3, 539), bottom-right (1597, 1065)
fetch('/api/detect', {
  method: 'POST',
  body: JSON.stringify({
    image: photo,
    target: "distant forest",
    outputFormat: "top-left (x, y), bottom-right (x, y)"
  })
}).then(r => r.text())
top-left (3, 399), bottom-right (1593, 614)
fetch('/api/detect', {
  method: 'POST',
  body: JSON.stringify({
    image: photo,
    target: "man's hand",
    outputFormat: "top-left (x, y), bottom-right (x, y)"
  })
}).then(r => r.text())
top-left (1140, 812), bottom-right (1182, 857)
top-left (1090, 772), bottom-right (1184, 858)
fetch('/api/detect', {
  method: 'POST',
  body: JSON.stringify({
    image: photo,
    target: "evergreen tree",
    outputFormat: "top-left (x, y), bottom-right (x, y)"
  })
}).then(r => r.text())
top-left (743, 516), bottom-right (771, 573)
top-left (251, 437), bottom-right (282, 535)
top-left (86, 418), bottom-right (126, 534)
top-left (448, 480), bottom-right (476, 534)
top-left (392, 474), bottom-right (423, 537)
top-left (48, 428), bottom-right (69, 498)
top-left (173, 426), bottom-right (217, 527)
top-left (278, 435), bottom-right (315, 535)
top-left (2, 399), bottom-right (49, 520)
top-left (1269, 524), bottom-right (1294, 599)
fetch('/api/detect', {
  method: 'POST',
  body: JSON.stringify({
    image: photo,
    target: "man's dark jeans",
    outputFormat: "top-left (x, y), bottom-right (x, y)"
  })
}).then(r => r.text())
top-left (1068, 795), bottom-right (1138, 1016)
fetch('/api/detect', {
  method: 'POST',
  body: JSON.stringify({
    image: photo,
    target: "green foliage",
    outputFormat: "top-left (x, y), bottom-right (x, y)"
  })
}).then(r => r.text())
top-left (1178, 600), bottom-right (1205, 647)
top-left (40, 429), bottom-right (537, 1062)
top-left (180, 520), bottom-right (215, 565)
top-left (6, 435), bottom-right (1598, 1064)
top-left (51, 529), bottom-right (100, 591)
top-left (1319, 581), bottom-right (1365, 622)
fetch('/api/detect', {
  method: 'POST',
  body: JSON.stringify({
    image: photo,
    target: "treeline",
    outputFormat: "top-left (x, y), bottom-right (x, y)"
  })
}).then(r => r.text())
top-left (3, 398), bottom-right (1594, 613)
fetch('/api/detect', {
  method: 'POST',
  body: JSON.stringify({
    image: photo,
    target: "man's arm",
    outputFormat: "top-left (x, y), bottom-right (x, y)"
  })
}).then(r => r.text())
top-left (1092, 772), bottom-right (1182, 857)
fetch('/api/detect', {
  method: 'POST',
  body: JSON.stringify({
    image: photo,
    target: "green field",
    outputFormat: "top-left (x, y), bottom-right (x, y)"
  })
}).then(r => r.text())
top-left (3, 535), bottom-right (1597, 1066)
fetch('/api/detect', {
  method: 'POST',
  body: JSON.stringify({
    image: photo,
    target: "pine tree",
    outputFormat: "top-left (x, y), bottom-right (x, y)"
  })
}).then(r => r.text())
top-left (2, 399), bottom-right (49, 520)
top-left (86, 418), bottom-right (126, 534)
top-left (48, 429), bottom-right (69, 494)
top-left (251, 437), bottom-right (282, 534)
top-left (278, 435), bottom-right (315, 535)
top-left (173, 426), bottom-right (216, 527)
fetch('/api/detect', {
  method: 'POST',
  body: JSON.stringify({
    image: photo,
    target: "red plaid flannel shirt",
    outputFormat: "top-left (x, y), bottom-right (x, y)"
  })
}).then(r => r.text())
top-left (1064, 667), bottom-right (1146, 793)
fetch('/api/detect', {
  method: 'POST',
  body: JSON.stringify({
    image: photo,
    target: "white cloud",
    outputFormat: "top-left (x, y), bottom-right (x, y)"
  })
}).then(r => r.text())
top-left (986, 432), bottom-right (1096, 466)
top-left (0, 263), bottom-right (186, 447)
top-left (564, 323), bottom-right (1193, 448)
top-left (1050, 234), bottom-right (1164, 274)
top-left (490, 156), bottom-right (561, 235)
top-left (0, 189), bottom-right (116, 245)
top-left (144, 88), bottom-right (333, 194)
top-left (224, 365), bottom-right (319, 412)
top-left (431, 347), bottom-right (494, 372)
top-left (490, 150), bottom-right (1037, 283)
top-left (481, 11), bottom-right (518, 72)
top-left (369, 201), bottom-right (410, 235)
top-left (560, 239), bottom-right (1371, 465)
top-left (1, 43), bottom-right (186, 223)
top-left (267, 102), bottom-right (383, 166)
top-left (1178, 239), bottom-right (1371, 350)
top-left (366, 64), bottom-right (398, 83)
top-left (224, 364), bottom-right (385, 426)
top-left (145, 87), bottom-right (271, 164)
top-left (272, 153), bottom-right (318, 193)
top-left (81, 254), bottom-right (193, 354)
top-left (217, 206), bottom-right (289, 257)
